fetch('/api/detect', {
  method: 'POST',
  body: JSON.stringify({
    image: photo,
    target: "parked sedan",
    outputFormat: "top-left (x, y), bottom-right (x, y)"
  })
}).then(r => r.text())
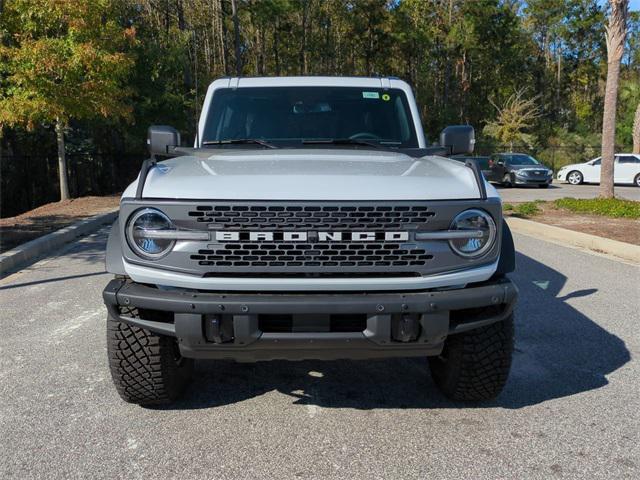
top-left (556, 154), bottom-right (640, 186)
top-left (485, 153), bottom-right (553, 188)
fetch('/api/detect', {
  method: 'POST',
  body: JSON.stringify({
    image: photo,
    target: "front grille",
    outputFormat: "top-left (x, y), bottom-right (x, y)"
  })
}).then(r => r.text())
top-left (187, 204), bottom-right (435, 230)
top-left (181, 202), bottom-right (439, 274)
top-left (190, 242), bottom-right (433, 268)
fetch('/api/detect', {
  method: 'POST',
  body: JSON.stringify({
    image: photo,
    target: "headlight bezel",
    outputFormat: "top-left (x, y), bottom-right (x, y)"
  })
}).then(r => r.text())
top-left (448, 208), bottom-right (497, 258)
top-left (125, 208), bottom-right (176, 260)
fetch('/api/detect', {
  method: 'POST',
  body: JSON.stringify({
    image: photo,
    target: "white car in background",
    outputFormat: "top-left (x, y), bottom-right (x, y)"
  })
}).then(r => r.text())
top-left (557, 154), bottom-right (640, 187)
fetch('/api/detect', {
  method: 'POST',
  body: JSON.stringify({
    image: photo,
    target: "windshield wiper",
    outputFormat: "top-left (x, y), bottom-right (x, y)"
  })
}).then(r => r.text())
top-left (302, 138), bottom-right (385, 148)
top-left (202, 139), bottom-right (278, 149)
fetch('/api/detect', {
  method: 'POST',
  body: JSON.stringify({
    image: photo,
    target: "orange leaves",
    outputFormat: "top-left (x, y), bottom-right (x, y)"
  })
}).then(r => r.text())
top-left (0, 0), bottom-right (135, 127)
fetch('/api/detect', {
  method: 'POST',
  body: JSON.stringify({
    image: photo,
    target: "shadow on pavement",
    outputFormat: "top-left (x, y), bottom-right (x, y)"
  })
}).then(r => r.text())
top-left (0, 228), bottom-right (109, 283)
top-left (0, 271), bottom-right (107, 290)
top-left (162, 252), bottom-right (629, 411)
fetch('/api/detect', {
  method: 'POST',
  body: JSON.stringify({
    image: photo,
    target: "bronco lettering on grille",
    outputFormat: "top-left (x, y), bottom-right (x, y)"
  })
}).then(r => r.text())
top-left (213, 231), bottom-right (409, 242)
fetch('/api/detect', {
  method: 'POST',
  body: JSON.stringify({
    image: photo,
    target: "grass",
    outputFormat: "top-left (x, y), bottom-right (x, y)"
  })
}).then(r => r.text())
top-left (504, 201), bottom-right (542, 217)
top-left (554, 197), bottom-right (640, 219)
top-left (513, 202), bottom-right (541, 217)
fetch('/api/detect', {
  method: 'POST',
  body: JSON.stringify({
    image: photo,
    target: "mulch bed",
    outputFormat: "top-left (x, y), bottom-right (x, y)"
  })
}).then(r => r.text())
top-left (0, 195), bottom-right (120, 253)
top-left (505, 203), bottom-right (640, 246)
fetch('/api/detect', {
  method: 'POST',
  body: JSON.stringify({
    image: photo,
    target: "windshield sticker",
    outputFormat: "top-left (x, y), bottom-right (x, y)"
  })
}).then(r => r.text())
top-left (362, 91), bottom-right (380, 99)
top-left (381, 93), bottom-right (391, 101)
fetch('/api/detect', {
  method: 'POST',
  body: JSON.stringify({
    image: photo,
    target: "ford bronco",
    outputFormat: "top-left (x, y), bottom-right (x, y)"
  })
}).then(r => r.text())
top-left (103, 76), bottom-right (517, 406)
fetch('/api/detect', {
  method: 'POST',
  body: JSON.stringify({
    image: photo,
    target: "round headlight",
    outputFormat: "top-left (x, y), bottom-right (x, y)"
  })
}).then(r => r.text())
top-left (126, 208), bottom-right (175, 259)
top-left (449, 209), bottom-right (497, 258)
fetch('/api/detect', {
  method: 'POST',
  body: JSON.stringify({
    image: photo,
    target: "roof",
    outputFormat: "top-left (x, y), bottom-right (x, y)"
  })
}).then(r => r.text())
top-left (208, 76), bottom-right (410, 90)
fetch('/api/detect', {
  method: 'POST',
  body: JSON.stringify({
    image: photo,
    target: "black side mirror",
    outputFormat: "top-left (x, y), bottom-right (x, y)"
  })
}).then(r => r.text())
top-left (439, 125), bottom-right (475, 155)
top-left (147, 125), bottom-right (180, 157)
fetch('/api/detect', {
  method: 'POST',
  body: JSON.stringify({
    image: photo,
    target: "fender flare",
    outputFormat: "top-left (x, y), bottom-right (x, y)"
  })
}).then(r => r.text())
top-left (105, 219), bottom-right (126, 275)
top-left (495, 220), bottom-right (515, 276)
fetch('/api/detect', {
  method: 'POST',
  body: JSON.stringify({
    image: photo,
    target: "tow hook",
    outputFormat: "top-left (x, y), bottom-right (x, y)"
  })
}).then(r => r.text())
top-left (391, 314), bottom-right (421, 342)
top-left (204, 314), bottom-right (234, 344)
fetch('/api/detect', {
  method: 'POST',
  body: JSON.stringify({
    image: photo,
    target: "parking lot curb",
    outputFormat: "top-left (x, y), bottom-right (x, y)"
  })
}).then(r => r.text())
top-left (506, 216), bottom-right (640, 264)
top-left (0, 210), bottom-right (118, 278)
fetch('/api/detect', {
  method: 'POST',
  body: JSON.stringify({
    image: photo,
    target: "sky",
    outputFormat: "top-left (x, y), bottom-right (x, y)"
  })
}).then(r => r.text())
top-left (597, 0), bottom-right (640, 11)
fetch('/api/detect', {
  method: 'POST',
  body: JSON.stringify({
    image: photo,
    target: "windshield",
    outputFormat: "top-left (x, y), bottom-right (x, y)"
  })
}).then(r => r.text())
top-left (503, 154), bottom-right (540, 166)
top-left (202, 86), bottom-right (418, 148)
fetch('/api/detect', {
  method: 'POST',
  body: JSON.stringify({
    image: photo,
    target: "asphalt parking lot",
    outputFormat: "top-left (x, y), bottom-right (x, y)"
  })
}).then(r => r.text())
top-left (495, 182), bottom-right (640, 203)
top-left (1, 228), bottom-right (639, 479)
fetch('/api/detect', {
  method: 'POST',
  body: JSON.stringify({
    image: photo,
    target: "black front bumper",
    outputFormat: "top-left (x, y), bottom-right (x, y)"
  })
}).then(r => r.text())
top-left (103, 278), bottom-right (517, 361)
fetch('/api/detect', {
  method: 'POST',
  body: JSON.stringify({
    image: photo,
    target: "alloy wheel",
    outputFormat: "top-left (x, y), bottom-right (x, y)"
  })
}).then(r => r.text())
top-left (568, 171), bottom-right (582, 185)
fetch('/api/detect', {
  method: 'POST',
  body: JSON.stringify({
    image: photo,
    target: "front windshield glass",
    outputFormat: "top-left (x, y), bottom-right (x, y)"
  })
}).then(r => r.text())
top-left (202, 86), bottom-right (418, 148)
top-left (503, 154), bottom-right (540, 166)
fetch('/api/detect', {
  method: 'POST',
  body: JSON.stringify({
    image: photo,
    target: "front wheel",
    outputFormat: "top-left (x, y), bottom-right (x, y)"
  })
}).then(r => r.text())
top-left (429, 314), bottom-right (514, 401)
top-left (634, 174), bottom-right (640, 187)
top-left (107, 312), bottom-right (193, 406)
top-left (567, 171), bottom-right (583, 185)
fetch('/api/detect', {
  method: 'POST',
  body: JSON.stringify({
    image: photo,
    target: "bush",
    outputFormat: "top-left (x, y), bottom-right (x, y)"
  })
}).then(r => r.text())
top-left (554, 198), bottom-right (640, 219)
top-left (513, 202), bottom-right (541, 217)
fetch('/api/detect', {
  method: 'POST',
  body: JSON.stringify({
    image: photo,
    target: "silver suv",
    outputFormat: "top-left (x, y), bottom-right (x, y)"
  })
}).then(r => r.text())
top-left (103, 77), bottom-right (517, 405)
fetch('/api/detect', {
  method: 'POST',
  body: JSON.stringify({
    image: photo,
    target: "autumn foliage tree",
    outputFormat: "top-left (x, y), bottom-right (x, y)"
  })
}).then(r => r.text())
top-left (0, 0), bottom-right (135, 200)
top-left (483, 89), bottom-right (542, 151)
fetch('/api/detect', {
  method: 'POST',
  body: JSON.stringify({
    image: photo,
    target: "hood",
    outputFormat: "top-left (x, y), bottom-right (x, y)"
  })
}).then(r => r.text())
top-left (124, 149), bottom-right (485, 201)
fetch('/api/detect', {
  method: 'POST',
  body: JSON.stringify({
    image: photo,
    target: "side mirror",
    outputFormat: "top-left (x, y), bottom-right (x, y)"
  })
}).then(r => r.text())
top-left (439, 125), bottom-right (475, 155)
top-left (147, 125), bottom-right (180, 157)
top-left (497, 160), bottom-right (505, 166)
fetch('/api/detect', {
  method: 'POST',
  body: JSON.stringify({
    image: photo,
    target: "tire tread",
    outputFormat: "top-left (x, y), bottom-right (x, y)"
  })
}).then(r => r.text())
top-left (107, 313), bottom-right (193, 406)
top-left (429, 315), bottom-right (514, 401)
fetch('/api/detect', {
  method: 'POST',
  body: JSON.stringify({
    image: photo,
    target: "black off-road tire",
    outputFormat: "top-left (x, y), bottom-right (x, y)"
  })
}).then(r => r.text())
top-left (429, 314), bottom-right (514, 401)
top-left (107, 312), bottom-right (194, 406)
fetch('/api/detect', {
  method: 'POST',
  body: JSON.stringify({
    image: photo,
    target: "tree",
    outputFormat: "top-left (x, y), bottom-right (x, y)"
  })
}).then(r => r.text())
top-left (483, 88), bottom-right (542, 151)
top-left (599, 0), bottom-right (629, 199)
top-left (0, 0), bottom-right (134, 201)
top-left (634, 103), bottom-right (640, 154)
top-left (231, 0), bottom-right (243, 76)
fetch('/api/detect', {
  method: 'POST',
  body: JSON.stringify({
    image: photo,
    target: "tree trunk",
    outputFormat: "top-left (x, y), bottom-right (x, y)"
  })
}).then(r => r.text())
top-left (633, 102), bottom-right (640, 154)
top-left (55, 117), bottom-right (70, 201)
top-left (219, 0), bottom-right (229, 76)
top-left (299, 0), bottom-right (308, 75)
top-left (599, 0), bottom-right (628, 199)
top-left (273, 17), bottom-right (280, 76)
top-left (231, 0), bottom-right (242, 76)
